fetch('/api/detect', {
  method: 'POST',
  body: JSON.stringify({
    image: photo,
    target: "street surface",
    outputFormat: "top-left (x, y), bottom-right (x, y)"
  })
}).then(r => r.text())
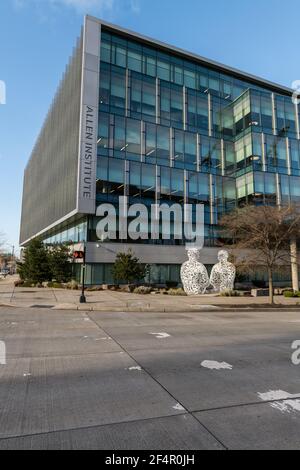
top-left (0, 305), bottom-right (300, 449)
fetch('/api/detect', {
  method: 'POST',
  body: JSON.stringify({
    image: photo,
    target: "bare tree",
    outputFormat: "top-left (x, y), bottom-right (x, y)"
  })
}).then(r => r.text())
top-left (220, 205), bottom-right (300, 304)
top-left (0, 232), bottom-right (6, 252)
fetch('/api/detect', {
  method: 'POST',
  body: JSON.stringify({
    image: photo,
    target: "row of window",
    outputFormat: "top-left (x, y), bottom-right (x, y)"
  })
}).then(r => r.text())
top-left (99, 63), bottom-right (299, 140)
top-left (100, 31), bottom-right (276, 100)
top-left (73, 262), bottom-right (296, 286)
top-left (98, 112), bottom-right (300, 175)
top-left (96, 157), bottom-right (300, 209)
top-left (43, 220), bottom-right (87, 246)
top-left (96, 156), bottom-right (235, 206)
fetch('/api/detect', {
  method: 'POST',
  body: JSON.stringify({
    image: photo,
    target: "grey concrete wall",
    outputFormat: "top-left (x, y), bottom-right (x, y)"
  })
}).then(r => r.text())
top-left (86, 242), bottom-right (220, 265)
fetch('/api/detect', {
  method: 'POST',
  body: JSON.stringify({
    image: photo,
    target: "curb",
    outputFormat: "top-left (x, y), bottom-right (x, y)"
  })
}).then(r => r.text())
top-left (1, 302), bottom-right (300, 314)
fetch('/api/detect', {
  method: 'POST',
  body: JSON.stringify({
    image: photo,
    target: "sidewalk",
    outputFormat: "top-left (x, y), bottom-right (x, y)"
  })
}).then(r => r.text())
top-left (1, 276), bottom-right (300, 312)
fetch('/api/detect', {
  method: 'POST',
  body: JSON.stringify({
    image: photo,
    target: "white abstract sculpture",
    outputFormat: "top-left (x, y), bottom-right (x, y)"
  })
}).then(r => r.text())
top-left (210, 250), bottom-right (236, 293)
top-left (181, 249), bottom-right (210, 295)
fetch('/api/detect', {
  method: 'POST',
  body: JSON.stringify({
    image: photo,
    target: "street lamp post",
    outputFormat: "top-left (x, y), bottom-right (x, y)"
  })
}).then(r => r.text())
top-left (80, 245), bottom-right (87, 304)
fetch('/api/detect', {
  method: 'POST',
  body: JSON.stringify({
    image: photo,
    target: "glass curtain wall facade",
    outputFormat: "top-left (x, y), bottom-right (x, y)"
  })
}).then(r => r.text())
top-left (90, 28), bottom-right (300, 284)
top-left (20, 18), bottom-right (300, 285)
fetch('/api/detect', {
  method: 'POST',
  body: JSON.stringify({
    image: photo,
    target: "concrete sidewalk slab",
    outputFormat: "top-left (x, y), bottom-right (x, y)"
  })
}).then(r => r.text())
top-left (1, 276), bottom-right (300, 312)
top-left (195, 404), bottom-right (300, 450)
top-left (0, 414), bottom-right (224, 450)
top-left (0, 352), bottom-right (185, 439)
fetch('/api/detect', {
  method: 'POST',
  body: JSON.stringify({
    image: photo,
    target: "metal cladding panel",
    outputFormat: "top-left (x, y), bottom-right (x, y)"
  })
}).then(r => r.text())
top-left (77, 17), bottom-right (100, 215)
top-left (20, 34), bottom-right (83, 245)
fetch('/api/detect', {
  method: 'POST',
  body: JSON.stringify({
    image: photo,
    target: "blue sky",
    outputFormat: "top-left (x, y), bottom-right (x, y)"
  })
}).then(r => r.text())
top-left (1, 0), bottom-right (300, 253)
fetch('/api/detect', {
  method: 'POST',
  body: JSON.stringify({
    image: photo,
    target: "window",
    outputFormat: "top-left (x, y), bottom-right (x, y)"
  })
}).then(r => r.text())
top-left (188, 172), bottom-right (198, 203)
top-left (160, 167), bottom-right (171, 196)
top-left (141, 164), bottom-right (156, 201)
top-left (114, 116), bottom-right (126, 158)
top-left (200, 136), bottom-right (211, 170)
top-left (128, 49), bottom-right (142, 73)
top-left (174, 65), bottom-right (183, 85)
top-left (184, 69), bottom-right (196, 89)
top-left (129, 162), bottom-right (141, 197)
top-left (285, 99), bottom-right (296, 135)
top-left (131, 73), bottom-right (142, 117)
top-left (126, 119), bottom-right (141, 160)
top-left (145, 123), bottom-right (156, 164)
top-left (145, 55), bottom-right (156, 77)
top-left (157, 126), bottom-right (170, 163)
top-left (101, 41), bottom-right (111, 63)
top-left (170, 85), bottom-right (183, 126)
top-left (264, 173), bottom-right (277, 204)
top-left (185, 132), bottom-right (197, 169)
top-left (97, 113), bottom-right (109, 156)
top-left (115, 45), bottom-right (127, 68)
top-left (160, 83), bottom-right (171, 125)
top-left (170, 169), bottom-right (184, 202)
top-left (224, 141), bottom-right (235, 171)
top-left (157, 54), bottom-right (170, 81)
top-left (187, 90), bottom-right (208, 133)
top-left (276, 96), bottom-right (285, 131)
top-left (290, 139), bottom-right (300, 171)
top-left (111, 67), bottom-right (126, 112)
top-left (261, 94), bottom-right (273, 130)
top-left (142, 76), bottom-right (156, 119)
top-left (253, 173), bottom-right (264, 199)
top-left (109, 158), bottom-right (125, 184)
top-left (174, 130), bottom-right (184, 168)
top-left (99, 64), bottom-right (110, 111)
top-left (281, 175), bottom-right (290, 203)
top-left (290, 176), bottom-right (300, 203)
top-left (198, 173), bottom-right (210, 202)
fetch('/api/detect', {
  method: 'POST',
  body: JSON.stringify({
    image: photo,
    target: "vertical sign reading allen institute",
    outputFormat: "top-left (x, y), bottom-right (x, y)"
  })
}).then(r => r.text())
top-left (77, 16), bottom-right (100, 214)
top-left (79, 104), bottom-right (97, 205)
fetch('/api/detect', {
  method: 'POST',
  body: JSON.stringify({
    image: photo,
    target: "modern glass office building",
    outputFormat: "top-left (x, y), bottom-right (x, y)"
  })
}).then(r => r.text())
top-left (20, 16), bottom-right (300, 285)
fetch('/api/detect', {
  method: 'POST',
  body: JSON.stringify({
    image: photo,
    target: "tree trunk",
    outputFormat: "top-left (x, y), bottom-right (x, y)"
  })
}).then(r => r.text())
top-left (268, 267), bottom-right (274, 305)
top-left (290, 238), bottom-right (299, 293)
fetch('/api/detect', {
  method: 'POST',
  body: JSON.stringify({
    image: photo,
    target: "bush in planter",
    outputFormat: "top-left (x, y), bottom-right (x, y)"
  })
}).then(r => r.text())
top-left (284, 290), bottom-right (300, 298)
top-left (113, 250), bottom-right (145, 286)
top-left (133, 286), bottom-right (152, 295)
top-left (220, 290), bottom-right (242, 297)
top-left (22, 281), bottom-right (36, 288)
top-left (167, 288), bottom-right (187, 296)
top-left (66, 280), bottom-right (79, 290)
top-left (52, 282), bottom-right (64, 289)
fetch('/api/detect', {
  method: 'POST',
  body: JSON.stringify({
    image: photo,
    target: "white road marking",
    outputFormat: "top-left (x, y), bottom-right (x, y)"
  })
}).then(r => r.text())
top-left (258, 390), bottom-right (300, 414)
top-left (23, 373), bottom-right (31, 377)
top-left (150, 332), bottom-right (171, 339)
top-left (173, 403), bottom-right (185, 411)
top-left (201, 360), bottom-right (233, 370)
top-left (127, 366), bottom-right (142, 371)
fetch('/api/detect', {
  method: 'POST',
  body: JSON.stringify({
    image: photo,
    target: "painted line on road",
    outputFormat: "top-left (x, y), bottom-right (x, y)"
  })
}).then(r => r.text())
top-left (201, 360), bottom-right (233, 370)
top-left (258, 390), bottom-right (300, 414)
top-left (149, 332), bottom-right (171, 339)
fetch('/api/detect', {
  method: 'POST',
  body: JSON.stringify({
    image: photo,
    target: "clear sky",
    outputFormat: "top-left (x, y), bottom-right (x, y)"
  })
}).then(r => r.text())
top-left (1, 0), bottom-right (300, 254)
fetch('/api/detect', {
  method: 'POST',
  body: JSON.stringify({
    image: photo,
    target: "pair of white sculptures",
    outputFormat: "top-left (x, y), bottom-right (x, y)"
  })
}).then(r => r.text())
top-left (181, 249), bottom-right (236, 295)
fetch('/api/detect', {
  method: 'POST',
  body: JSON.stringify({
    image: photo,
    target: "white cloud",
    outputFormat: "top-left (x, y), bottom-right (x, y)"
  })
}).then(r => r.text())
top-left (50, 0), bottom-right (114, 13)
top-left (13, 0), bottom-right (140, 14)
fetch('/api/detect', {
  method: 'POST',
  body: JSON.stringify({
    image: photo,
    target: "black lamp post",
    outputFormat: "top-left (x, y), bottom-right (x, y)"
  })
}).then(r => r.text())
top-left (80, 244), bottom-right (87, 304)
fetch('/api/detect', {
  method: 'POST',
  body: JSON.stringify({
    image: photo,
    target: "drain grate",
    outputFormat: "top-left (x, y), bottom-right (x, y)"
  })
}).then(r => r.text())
top-left (31, 305), bottom-right (55, 309)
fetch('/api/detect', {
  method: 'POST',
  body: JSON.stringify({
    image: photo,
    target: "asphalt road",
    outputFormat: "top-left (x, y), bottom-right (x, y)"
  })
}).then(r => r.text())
top-left (0, 306), bottom-right (300, 450)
